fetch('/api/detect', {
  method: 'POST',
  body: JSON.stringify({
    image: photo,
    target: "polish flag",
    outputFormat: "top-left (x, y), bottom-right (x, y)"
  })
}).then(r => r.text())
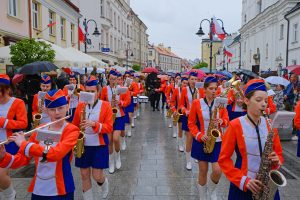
top-left (47, 22), bottom-right (57, 27)
top-left (212, 16), bottom-right (226, 40)
top-left (228, 58), bottom-right (231, 63)
top-left (78, 26), bottom-right (85, 43)
top-left (223, 47), bottom-right (233, 57)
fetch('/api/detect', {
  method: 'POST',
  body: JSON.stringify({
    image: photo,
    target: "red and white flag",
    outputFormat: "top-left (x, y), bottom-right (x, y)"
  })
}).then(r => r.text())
top-left (78, 26), bottom-right (85, 43)
top-left (223, 47), bottom-right (233, 57)
top-left (212, 16), bottom-right (226, 40)
top-left (47, 22), bottom-right (57, 27)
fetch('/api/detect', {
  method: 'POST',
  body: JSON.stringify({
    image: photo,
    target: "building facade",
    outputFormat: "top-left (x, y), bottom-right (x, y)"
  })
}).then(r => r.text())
top-left (201, 39), bottom-right (222, 70)
top-left (147, 44), bottom-right (159, 67)
top-left (154, 43), bottom-right (181, 72)
top-left (239, 0), bottom-right (299, 74)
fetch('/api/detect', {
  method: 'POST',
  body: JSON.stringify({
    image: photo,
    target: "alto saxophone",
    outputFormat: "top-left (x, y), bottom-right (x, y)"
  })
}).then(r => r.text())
top-left (74, 104), bottom-right (86, 158)
top-left (33, 97), bottom-right (44, 128)
top-left (166, 109), bottom-right (173, 118)
top-left (172, 108), bottom-right (183, 125)
top-left (112, 86), bottom-right (118, 123)
top-left (203, 107), bottom-right (221, 154)
top-left (252, 111), bottom-right (287, 200)
top-left (74, 75), bottom-right (81, 96)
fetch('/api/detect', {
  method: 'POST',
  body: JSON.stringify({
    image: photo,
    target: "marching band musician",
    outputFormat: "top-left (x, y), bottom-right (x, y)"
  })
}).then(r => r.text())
top-left (218, 79), bottom-right (283, 200)
top-left (217, 77), bottom-right (228, 95)
top-left (294, 100), bottom-right (300, 157)
top-left (0, 89), bottom-right (79, 199)
top-left (63, 72), bottom-right (85, 122)
top-left (0, 74), bottom-right (27, 200)
top-left (135, 75), bottom-right (145, 118)
top-left (170, 77), bottom-right (188, 151)
top-left (165, 77), bottom-right (175, 128)
top-left (32, 75), bottom-right (52, 124)
top-left (100, 71), bottom-right (130, 174)
top-left (227, 82), bottom-right (247, 120)
top-left (188, 76), bottom-right (229, 200)
top-left (180, 71), bottom-right (199, 170)
top-left (73, 76), bottom-right (113, 199)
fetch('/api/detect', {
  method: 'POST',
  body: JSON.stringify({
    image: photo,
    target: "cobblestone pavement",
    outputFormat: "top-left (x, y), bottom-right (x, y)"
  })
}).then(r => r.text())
top-left (4, 104), bottom-right (300, 199)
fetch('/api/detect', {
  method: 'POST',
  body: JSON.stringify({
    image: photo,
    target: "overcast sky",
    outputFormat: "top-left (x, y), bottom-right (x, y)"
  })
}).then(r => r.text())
top-left (131, 0), bottom-right (242, 60)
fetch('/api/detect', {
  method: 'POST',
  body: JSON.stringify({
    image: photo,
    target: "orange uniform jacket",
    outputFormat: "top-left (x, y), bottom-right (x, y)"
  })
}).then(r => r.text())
top-left (266, 96), bottom-right (276, 115)
top-left (0, 97), bottom-right (27, 140)
top-left (188, 99), bottom-right (229, 142)
top-left (170, 87), bottom-right (181, 112)
top-left (294, 100), bottom-right (300, 130)
top-left (32, 94), bottom-right (39, 116)
top-left (100, 86), bottom-right (131, 117)
top-left (137, 83), bottom-right (145, 94)
top-left (165, 83), bottom-right (175, 105)
top-left (62, 84), bottom-right (85, 99)
top-left (218, 117), bottom-right (283, 192)
top-left (72, 101), bottom-right (113, 145)
top-left (0, 123), bottom-right (79, 196)
top-left (179, 87), bottom-right (201, 115)
top-left (128, 82), bottom-right (139, 97)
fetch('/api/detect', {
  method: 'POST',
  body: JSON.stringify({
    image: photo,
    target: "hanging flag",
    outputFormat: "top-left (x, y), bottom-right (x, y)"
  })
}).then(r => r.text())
top-left (212, 16), bottom-right (226, 40)
top-left (228, 58), bottom-right (231, 63)
top-left (223, 47), bottom-right (233, 57)
top-left (47, 22), bottom-right (57, 27)
top-left (78, 26), bottom-right (85, 43)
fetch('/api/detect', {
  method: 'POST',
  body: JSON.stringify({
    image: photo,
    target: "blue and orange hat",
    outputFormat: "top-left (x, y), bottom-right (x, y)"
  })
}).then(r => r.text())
top-left (181, 77), bottom-right (188, 81)
top-left (69, 72), bottom-right (76, 79)
top-left (110, 70), bottom-right (118, 76)
top-left (204, 75), bottom-right (218, 83)
top-left (40, 75), bottom-right (51, 84)
top-left (45, 89), bottom-right (67, 108)
top-left (219, 77), bottom-right (227, 82)
top-left (189, 71), bottom-right (198, 77)
top-left (86, 75), bottom-right (98, 87)
top-left (243, 79), bottom-right (267, 96)
top-left (175, 73), bottom-right (181, 78)
top-left (124, 70), bottom-right (131, 75)
top-left (0, 74), bottom-right (10, 85)
top-left (116, 72), bottom-right (122, 77)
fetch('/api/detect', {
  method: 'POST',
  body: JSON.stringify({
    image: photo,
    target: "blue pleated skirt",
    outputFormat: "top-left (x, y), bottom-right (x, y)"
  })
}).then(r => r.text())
top-left (191, 139), bottom-right (221, 163)
top-left (227, 104), bottom-right (246, 121)
top-left (181, 115), bottom-right (189, 131)
top-left (75, 145), bottom-right (109, 169)
top-left (228, 183), bottom-right (280, 200)
top-left (114, 116), bottom-right (125, 130)
top-left (125, 97), bottom-right (134, 113)
top-left (297, 131), bottom-right (300, 157)
top-left (31, 192), bottom-right (74, 200)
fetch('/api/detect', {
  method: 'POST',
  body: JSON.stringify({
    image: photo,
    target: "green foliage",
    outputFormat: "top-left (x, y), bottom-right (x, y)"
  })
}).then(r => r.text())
top-left (193, 62), bottom-right (208, 69)
top-left (132, 64), bottom-right (141, 71)
top-left (10, 39), bottom-right (55, 67)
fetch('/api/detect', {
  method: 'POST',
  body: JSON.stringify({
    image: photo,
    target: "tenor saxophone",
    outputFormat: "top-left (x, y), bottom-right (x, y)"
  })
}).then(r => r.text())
top-left (252, 111), bottom-right (287, 200)
top-left (74, 105), bottom-right (86, 158)
top-left (203, 107), bottom-right (221, 154)
top-left (33, 97), bottom-right (44, 128)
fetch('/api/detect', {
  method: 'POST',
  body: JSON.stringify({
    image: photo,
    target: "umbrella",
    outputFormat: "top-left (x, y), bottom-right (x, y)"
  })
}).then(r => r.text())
top-left (216, 70), bottom-right (233, 78)
top-left (19, 61), bottom-right (58, 75)
top-left (12, 74), bottom-right (25, 84)
top-left (291, 67), bottom-right (300, 76)
top-left (186, 69), bottom-right (206, 79)
top-left (237, 69), bottom-right (259, 78)
top-left (142, 67), bottom-right (158, 73)
top-left (285, 65), bottom-right (300, 71)
top-left (265, 76), bottom-right (290, 87)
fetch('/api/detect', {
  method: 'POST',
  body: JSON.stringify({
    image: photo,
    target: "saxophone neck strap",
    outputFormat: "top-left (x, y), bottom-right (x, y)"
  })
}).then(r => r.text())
top-left (247, 115), bottom-right (263, 157)
top-left (87, 100), bottom-right (99, 119)
top-left (204, 98), bottom-right (214, 118)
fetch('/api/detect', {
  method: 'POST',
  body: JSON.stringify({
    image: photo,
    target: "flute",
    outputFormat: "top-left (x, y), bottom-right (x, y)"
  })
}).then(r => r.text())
top-left (0, 115), bottom-right (70, 146)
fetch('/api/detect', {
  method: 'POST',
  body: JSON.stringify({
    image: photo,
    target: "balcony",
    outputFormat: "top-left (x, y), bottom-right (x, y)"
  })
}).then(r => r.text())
top-left (100, 16), bottom-right (112, 30)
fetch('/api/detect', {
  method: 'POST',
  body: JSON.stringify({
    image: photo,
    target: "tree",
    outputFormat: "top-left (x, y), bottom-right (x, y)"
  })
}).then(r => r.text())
top-left (193, 62), bottom-right (208, 69)
top-left (10, 39), bottom-right (55, 67)
top-left (132, 64), bottom-right (141, 71)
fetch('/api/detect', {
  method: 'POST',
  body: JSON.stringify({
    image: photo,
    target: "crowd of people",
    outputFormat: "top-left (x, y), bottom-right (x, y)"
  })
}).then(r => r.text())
top-left (0, 68), bottom-right (299, 200)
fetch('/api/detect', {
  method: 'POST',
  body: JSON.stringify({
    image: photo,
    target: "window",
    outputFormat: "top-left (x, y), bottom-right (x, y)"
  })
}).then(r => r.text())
top-left (292, 59), bottom-right (297, 65)
top-left (293, 23), bottom-right (298, 42)
top-left (60, 17), bottom-right (65, 40)
top-left (71, 24), bottom-right (75, 43)
top-left (280, 24), bottom-right (284, 40)
top-left (8, 0), bottom-right (17, 17)
top-left (244, 41), bottom-right (246, 52)
top-left (49, 11), bottom-right (55, 35)
top-left (100, 0), bottom-right (104, 17)
top-left (149, 51), bottom-right (152, 56)
top-left (244, 15), bottom-right (247, 23)
top-left (32, 2), bottom-right (39, 29)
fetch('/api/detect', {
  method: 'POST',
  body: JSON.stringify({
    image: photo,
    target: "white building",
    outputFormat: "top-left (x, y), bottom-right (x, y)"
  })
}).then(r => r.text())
top-left (239, 0), bottom-right (300, 74)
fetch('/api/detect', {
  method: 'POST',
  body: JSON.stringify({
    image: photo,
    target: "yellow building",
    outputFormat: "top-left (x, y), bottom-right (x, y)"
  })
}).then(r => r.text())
top-left (201, 39), bottom-right (222, 70)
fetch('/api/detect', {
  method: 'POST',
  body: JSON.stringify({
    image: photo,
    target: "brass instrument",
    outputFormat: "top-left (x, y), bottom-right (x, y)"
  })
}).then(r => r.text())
top-left (33, 97), bottom-right (44, 128)
top-left (74, 75), bottom-right (81, 96)
top-left (74, 105), bottom-right (86, 158)
top-left (252, 111), bottom-right (287, 200)
top-left (166, 109), bottom-right (173, 118)
top-left (173, 108), bottom-right (183, 125)
top-left (232, 80), bottom-right (244, 101)
top-left (203, 106), bottom-right (221, 154)
top-left (112, 84), bottom-right (118, 123)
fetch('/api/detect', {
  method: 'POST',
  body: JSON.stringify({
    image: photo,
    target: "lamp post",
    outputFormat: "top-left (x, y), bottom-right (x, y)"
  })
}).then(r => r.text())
top-left (196, 18), bottom-right (226, 73)
top-left (126, 49), bottom-right (134, 70)
top-left (83, 18), bottom-right (100, 54)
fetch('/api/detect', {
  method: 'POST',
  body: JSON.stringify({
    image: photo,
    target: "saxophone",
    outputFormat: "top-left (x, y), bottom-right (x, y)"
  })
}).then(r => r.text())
top-left (74, 105), bottom-right (86, 158)
top-left (112, 85), bottom-right (118, 123)
top-left (166, 109), bottom-right (173, 118)
top-left (33, 97), bottom-right (44, 128)
top-left (203, 106), bottom-right (221, 154)
top-left (252, 111), bottom-right (287, 200)
top-left (172, 108), bottom-right (183, 125)
top-left (74, 75), bottom-right (81, 96)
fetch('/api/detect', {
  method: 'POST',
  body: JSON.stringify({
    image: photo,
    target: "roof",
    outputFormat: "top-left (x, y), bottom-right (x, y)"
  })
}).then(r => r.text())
top-left (285, 2), bottom-right (300, 17)
top-left (228, 34), bottom-right (241, 47)
top-left (64, 0), bottom-right (80, 13)
top-left (155, 46), bottom-right (181, 59)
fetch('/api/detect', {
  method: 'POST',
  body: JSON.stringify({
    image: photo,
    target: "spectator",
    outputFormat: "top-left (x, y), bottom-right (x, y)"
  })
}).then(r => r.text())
top-left (145, 72), bottom-right (161, 111)
top-left (284, 73), bottom-right (300, 111)
top-left (273, 84), bottom-right (285, 111)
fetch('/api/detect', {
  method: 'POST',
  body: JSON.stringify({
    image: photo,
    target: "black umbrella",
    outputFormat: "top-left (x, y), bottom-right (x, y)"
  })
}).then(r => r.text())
top-left (19, 61), bottom-right (58, 75)
top-left (237, 69), bottom-right (259, 78)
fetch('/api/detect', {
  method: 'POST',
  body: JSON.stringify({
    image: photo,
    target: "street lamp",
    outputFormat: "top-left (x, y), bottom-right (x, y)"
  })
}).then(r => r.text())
top-left (126, 49), bottom-right (134, 70)
top-left (83, 18), bottom-right (100, 54)
top-left (196, 18), bottom-right (226, 73)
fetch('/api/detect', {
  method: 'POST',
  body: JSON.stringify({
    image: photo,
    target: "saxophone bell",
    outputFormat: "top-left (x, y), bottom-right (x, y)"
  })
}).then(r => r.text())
top-left (33, 113), bottom-right (42, 129)
top-left (74, 131), bottom-right (85, 158)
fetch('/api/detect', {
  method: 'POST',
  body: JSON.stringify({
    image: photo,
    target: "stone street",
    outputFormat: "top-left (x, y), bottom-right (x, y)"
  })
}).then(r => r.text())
top-left (7, 104), bottom-right (300, 200)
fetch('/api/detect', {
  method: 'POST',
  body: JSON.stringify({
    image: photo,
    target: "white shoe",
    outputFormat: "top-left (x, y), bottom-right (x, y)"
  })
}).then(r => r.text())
top-left (198, 184), bottom-right (208, 200)
top-left (178, 138), bottom-right (184, 152)
top-left (195, 159), bottom-right (198, 163)
top-left (2, 184), bottom-right (16, 200)
top-left (109, 153), bottom-right (115, 174)
top-left (168, 123), bottom-right (173, 128)
top-left (121, 137), bottom-right (126, 150)
top-left (185, 152), bottom-right (192, 170)
top-left (83, 188), bottom-right (94, 200)
top-left (127, 126), bottom-right (132, 137)
top-left (208, 179), bottom-right (218, 200)
top-left (115, 151), bottom-right (121, 169)
top-left (292, 135), bottom-right (298, 141)
top-left (172, 126), bottom-right (177, 138)
top-left (96, 178), bottom-right (109, 199)
top-left (137, 111), bottom-right (140, 117)
top-left (131, 118), bottom-right (135, 127)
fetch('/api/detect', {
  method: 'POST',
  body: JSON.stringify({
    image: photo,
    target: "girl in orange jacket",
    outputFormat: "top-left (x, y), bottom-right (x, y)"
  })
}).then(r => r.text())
top-left (73, 76), bottom-right (113, 199)
top-left (188, 76), bottom-right (229, 199)
top-left (0, 74), bottom-right (28, 200)
top-left (0, 89), bottom-right (78, 199)
top-left (179, 71), bottom-right (200, 170)
top-left (294, 100), bottom-right (300, 157)
top-left (218, 79), bottom-right (283, 200)
top-left (100, 71), bottom-right (130, 174)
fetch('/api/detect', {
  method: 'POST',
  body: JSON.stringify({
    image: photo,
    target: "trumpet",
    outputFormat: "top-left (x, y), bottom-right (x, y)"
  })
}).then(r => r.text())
top-left (0, 116), bottom-right (70, 146)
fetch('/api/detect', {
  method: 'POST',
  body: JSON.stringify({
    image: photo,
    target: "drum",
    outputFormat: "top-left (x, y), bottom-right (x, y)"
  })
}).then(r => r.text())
top-left (138, 96), bottom-right (149, 103)
top-left (133, 97), bottom-right (138, 103)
